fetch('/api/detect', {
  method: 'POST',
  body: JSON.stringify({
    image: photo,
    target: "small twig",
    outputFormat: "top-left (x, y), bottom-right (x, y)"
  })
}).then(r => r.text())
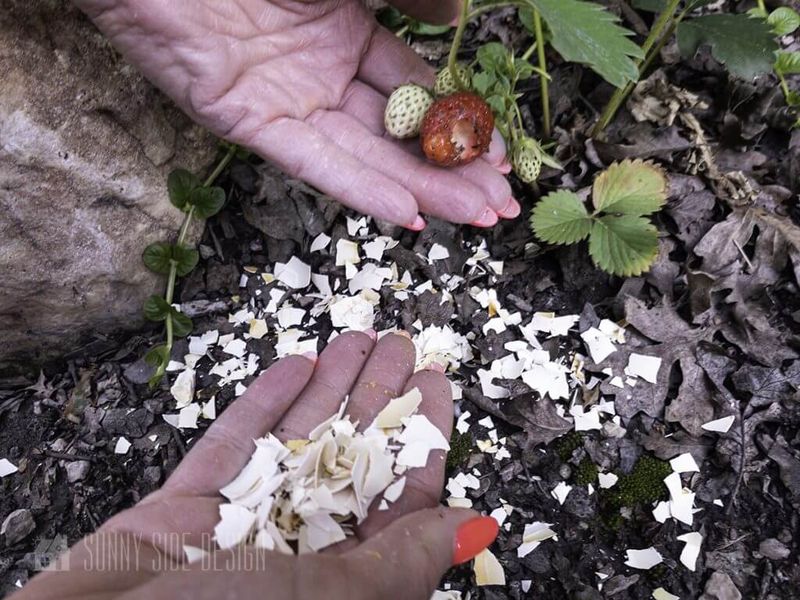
top-left (732, 239), bottom-right (755, 271)
top-left (43, 450), bottom-right (95, 462)
top-left (714, 532), bottom-right (752, 551)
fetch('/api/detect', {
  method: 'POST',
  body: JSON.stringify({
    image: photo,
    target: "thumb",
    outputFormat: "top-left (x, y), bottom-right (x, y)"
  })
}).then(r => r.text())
top-left (345, 507), bottom-right (499, 599)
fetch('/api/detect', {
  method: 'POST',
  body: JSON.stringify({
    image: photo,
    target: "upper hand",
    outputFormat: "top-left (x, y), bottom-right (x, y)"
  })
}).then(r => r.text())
top-left (72, 0), bottom-right (518, 228)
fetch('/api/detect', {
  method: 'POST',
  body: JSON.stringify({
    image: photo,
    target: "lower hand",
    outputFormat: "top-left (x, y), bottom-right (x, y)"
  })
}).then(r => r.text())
top-left (13, 332), bottom-right (498, 599)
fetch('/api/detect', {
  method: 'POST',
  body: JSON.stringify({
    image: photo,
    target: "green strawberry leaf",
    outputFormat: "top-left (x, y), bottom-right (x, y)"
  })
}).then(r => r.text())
top-left (171, 309), bottom-right (193, 338)
top-left (768, 7), bottom-right (800, 36)
top-left (143, 295), bottom-right (171, 322)
top-left (775, 51), bottom-right (800, 76)
top-left (531, 190), bottom-right (593, 244)
top-left (522, 0), bottom-right (643, 88)
top-left (168, 168), bottom-right (201, 211)
top-left (188, 186), bottom-right (226, 219)
top-left (588, 215), bottom-right (659, 277)
top-left (677, 14), bottom-right (778, 79)
top-left (592, 160), bottom-right (667, 216)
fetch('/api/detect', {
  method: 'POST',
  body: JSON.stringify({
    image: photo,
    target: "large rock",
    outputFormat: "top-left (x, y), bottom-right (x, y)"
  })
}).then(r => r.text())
top-left (0, 1), bottom-right (216, 372)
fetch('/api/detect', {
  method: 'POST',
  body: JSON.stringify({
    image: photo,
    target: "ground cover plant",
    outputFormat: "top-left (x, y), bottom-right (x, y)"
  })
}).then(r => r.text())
top-left (2, 0), bottom-right (800, 598)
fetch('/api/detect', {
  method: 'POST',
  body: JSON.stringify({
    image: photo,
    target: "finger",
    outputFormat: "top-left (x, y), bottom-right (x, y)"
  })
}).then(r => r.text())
top-left (359, 26), bottom-right (435, 94)
top-left (310, 110), bottom-right (488, 223)
top-left (355, 369), bottom-right (453, 539)
top-left (385, 0), bottom-right (461, 25)
top-left (159, 355), bottom-right (316, 497)
top-left (346, 332), bottom-right (417, 428)
top-left (339, 80), bottom-right (387, 136)
top-left (347, 508), bottom-right (498, 600)
top-left (101, 496), bottom-right (222, 561)
top-left (452, 157), bottom-right (514, 215)
top-left (274, 331), bottom-right (376, 441)
top-left (252, 119), bottom-right (422, 228)
top-left (485, 128), bottom-right (511, 172)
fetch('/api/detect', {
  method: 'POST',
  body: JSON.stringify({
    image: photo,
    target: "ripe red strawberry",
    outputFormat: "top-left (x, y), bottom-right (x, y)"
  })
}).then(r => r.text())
top-left (420, 92), bottom-right (494, 167)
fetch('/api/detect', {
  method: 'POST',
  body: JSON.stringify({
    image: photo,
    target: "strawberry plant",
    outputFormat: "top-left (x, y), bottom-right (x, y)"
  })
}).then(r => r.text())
top-left (530, 160), bottom-right (667, 277)
top-left (594, 0), bottom-right (784, 134)
top-left (384, 0), bottom-right (644, 182)
top-left (141, 144), bottom-right (237, 387)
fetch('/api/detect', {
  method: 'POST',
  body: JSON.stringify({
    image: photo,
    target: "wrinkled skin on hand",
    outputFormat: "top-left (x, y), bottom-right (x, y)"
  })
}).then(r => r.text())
top-left (12, 332), bottom-right (482, 600)
top-left (72, 0), bottom-right (518, 228)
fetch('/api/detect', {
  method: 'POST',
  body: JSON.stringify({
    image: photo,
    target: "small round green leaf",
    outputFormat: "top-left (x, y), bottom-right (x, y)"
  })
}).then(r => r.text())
top-left (144, 344), bottom-right (170, 368)
top-left (768, 7), bottom-right (800, 36)
top-left (173, 245), bottom-right (200, 277)
top-left (142, 242), bottom-right (173, 274)
top-left (170, 309), bottom-right (193, 338)
top-left (588, 215), bottom-right (659, 277)
top-left (168, 168), bottom-right (201, 211)
top-left (592, 159), bottom-right (667, 215)
top-left (143, 295), bottom-right (171, 322)
top-left (188, 186), bottom-right (226, 219)
top-left (531, 190), bottom-right (593, 245)
top-left (775, 51), bottom-right (800, 76)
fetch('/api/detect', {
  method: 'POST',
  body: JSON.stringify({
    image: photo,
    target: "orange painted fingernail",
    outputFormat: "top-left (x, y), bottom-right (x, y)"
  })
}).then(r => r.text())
top-left (408, 215), bottom-right (426, 231)
top-left (453, 517), bottom-right (499, 565)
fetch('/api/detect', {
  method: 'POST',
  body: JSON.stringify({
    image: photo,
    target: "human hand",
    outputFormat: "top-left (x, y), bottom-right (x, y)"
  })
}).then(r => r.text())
top-left (13, 331), bottom-right (499, 600)
top-left (72, 0), bottom-right (518, 229)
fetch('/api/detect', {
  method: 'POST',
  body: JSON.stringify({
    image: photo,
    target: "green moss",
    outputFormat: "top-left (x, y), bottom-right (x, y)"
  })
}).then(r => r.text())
top-left (609, 455), bottom-right (671, 508)
top-left (574, 457), bottom-right (599, 486)
top-left (554, 431), bottom-right (583, 462)
top-left (446, 429), bottom-right (473, 471)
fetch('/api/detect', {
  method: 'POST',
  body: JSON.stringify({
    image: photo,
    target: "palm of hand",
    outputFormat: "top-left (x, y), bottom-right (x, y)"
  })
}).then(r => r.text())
top-left (78, 0), bottom-right (514, 226)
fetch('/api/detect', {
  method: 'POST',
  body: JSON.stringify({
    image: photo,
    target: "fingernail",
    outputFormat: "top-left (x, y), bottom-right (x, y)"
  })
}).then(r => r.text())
top-left (453, 517), bottom-right (499, 565)
top-left (407, 215), bottom-right (426, 231)
top-left (393, 330), bottom-right (412, 340)
top-left (428, 361), bottom-right (445, 373)
top-left (470, 207), bottom-right (499, 228)
top-left (497, 197), bottom-right (521, 219)
top-left (363, 328), bottom-right (378, 341)
top-left (497, 160), bottom-right (513, 175)
top-left (302, 352), bottom-right (318, 364)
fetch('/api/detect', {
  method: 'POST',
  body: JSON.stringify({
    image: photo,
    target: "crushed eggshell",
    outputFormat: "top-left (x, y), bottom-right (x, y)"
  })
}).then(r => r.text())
top-left (474, 548), bottom-right (505, 586)
top-left (114, 437), bottom-right (132, 455)
top-left (701, 415), bottom-right (735, 433)
top-left (677, 532), bottom-right (702, 571)
top-left (624, 547), bottom-right (663, 570)
top-left (0, 459), bottom-right (18, 477)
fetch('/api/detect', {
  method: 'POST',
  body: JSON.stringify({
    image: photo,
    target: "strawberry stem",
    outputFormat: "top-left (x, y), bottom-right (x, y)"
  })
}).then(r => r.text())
top-left (531, 9), bottom-right (551, 138)
top-left (448, 0), bottom-right (472, 91)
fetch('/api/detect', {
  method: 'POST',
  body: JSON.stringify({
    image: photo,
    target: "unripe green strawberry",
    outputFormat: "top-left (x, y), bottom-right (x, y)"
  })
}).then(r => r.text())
top-left (513, 142), bottom-right (543, 183)
top-left (384, 84), bottom-right (434, 139)
top-left (434, 64), bottom-right (471, 97)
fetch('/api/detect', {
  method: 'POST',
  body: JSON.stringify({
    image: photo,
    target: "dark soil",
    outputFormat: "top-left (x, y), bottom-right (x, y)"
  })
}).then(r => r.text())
top-left (3, 2), bottom-right (800, 598)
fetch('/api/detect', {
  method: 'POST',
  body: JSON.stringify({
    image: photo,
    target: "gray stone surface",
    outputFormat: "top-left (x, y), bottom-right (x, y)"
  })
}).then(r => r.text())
top-left (0, 0), bottom-right (216, 371)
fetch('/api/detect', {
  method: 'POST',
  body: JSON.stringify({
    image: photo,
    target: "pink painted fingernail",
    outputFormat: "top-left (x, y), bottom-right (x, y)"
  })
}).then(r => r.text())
top-left (497, 197), bottom-right (521, 219)
top-left (363, 328), bottom-right (378, 341)
top-left (470, 207), bottom-right (499, 228)
top-left (302, 352), bottom-right (318, 364)
top-left (407, 215), bottom-right (426, 231)
top-left (429, 361), bottom-right (446, 373)
top-left (497, 159), bottom-right (513, 175)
